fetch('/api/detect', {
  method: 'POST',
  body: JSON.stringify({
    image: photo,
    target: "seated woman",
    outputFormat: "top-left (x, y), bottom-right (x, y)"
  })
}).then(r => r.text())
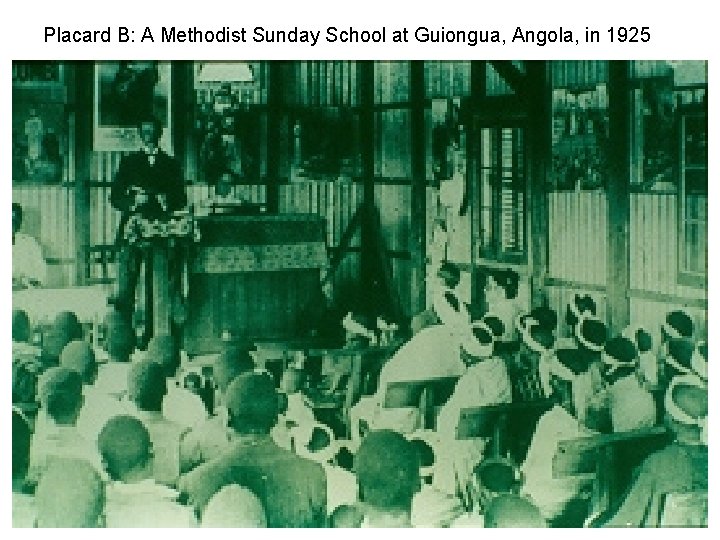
top-left (521, 351), bottom-right (598, 526)
top-left (480, 268), bottom-right (522, 353)
top-left (433, 320), bottom-right (512, 497)
top-left (349, 290), bottom-right (469, 440)
top-left (594, 336), bottom-right (657, 433)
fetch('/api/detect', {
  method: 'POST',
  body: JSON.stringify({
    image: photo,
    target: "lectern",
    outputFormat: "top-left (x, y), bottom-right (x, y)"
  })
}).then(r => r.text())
top-left (183, 214), bottom-right (328, 355)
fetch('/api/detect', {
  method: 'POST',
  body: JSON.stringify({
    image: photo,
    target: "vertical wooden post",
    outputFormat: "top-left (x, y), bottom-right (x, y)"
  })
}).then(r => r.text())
top-left (409, 61), bottom-right (426, 318)
top-left (526, 61), bottom-right (551, 307)
top-left (171, 61), bottom-right (191, 170)
top-left (266, 61), bottom-right (284, 214)
top-left (607, 61), bottom-right (631, 333)
top-left (469, 61), bottom-right (486, 308)
top-left (358, 61), bottom-right (376, 313)
top-left (73, 61), bottom-right (93, 286)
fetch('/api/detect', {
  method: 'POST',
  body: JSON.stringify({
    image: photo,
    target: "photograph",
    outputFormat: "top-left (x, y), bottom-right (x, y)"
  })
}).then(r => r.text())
top-left (11, 59), bottom-right (708, 529)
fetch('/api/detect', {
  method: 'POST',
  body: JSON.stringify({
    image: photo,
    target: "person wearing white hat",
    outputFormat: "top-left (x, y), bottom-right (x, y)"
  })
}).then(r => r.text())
top-left (516, 311), bottom-right (558, 402)
top-left (407, 432), bottom-right (466, 527)
top-left (348, 288), bottom-right (469, 440)
top-left (432, 320), bottom-right (512, 497)
top-left (665, 338), bottom-right (707, 387)
top-left (294, 422), bottom-right (359, 514)
top-left (622, 325), bottom-right (658, 391)
top-left (598, 336), bottom-right (657, 433)
top-left (657, 310), bottom-right (696, 391)
top-left (554, 315), bottom-right (608, 429)
top-left (603, 377), bottom-right (707, 527)
top-left (481, 268), bottom-right (522, 344)
top-left (520, 351), bottom-right (597, 525)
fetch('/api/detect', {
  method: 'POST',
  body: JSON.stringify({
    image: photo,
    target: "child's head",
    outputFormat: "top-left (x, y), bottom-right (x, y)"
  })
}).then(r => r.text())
top-left (98, 415), bottom-right (152, 481)
top-left (484, 494), bottom-right (546, 528)
top-left (35, 458), bottom-right (105, 527)
top-left (37, 367), bottom-right (84, 425)
top-left (355, 430), bottom-right (420, 514)
top-left (127, 360), bottom-right (167, 412)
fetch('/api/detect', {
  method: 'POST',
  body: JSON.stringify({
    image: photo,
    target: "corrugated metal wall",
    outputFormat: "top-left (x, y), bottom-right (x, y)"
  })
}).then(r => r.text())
top-left (547, 191), bottom-right (707, 338)
top-left (12, 186), bottom-right (76, 288)
top-left (548, 191), bottom-right (608, 286)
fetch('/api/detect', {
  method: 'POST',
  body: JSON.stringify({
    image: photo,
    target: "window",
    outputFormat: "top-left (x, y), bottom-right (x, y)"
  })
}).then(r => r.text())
top-left (477, 126), bottom-right (526, 263)
top-left (549, 62), bottom-right (609, 192)
top-left (678, 107), bottom-right (707, 287)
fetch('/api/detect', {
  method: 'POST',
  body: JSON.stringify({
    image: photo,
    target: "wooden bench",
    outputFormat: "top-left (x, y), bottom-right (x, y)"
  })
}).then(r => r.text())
top-left (552, 425), bottom-right (671, 519)
top-left (383, 376), bottom-right (460, 430)
top-left (455, 399), bottom-right (553, 461)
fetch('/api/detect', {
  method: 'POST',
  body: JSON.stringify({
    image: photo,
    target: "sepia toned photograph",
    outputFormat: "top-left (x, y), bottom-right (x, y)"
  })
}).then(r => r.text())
top-left (11, 60), bottom-right (707, 528)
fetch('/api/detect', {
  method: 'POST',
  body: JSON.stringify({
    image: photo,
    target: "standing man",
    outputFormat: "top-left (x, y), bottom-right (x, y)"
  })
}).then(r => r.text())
top-left (109, 115), bottom-right (187, 323)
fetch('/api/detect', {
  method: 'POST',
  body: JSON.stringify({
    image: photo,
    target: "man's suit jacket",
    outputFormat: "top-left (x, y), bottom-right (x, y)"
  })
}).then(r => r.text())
top-left (110, 150), bottom-right (187, 242)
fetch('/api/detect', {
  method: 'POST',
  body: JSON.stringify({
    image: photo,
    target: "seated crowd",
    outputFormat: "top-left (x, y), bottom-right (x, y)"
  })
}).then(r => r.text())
top-left (11, 264), bottom-right (708, 528)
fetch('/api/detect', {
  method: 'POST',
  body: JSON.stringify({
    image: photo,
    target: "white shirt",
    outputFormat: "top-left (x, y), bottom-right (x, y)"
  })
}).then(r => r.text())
top-left (28, 423), bottom-right (104, 485)
top-left (436, 357), bottom-right (513, 438)
top-left (76, 385), bottom-right (129, 443)
top-left (433, 357), bottom-right (513, 495)
top-left (127, 407), bottom-right (190, 487)
top-left (608, 374), bottom-right (657, 432)
top-left (105, 479), bottom-right (196, 527)
top-left (12, 232), bottom-right (47, 287)
top-left (521, 405), bottom-right (594, 520)
top-left (162, 382), bottom-right (209, 429)
top-left (352, 324), bottom-right (467, 436)
top-left (323, 463), bottom-right (359, 513)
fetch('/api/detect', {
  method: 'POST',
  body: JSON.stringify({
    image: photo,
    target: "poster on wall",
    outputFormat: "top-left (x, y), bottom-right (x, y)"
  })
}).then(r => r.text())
top-left (12, 62), bottom-right (69, 185)
top-left (93, 61), bottom-right (172, 152)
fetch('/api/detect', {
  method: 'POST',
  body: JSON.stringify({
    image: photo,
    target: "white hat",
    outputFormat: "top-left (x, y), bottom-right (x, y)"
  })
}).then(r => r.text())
top-left (433, 288), bottom-right (470, 328)
top-left (574, 316), bottom-right (607, 353)
top-left (407, 430), bottom-right (439, 479)
top-left (294, 422), bottom-right (339, 464)
top-left (690, 341), bottom-right (708, 382)
top-left (460, 320), bottom-right (495, 359)
top-left (665, 375), bottom-right (708, 444)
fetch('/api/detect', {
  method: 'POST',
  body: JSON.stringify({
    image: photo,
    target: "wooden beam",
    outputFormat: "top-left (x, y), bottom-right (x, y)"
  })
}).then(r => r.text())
top-left (468, 61), bottom-right (485, 309)
top-left (409, 60), bottom-right (426, 317)
top-left (606, 61), bottom-right (631, 333)
top-left (358, 61), bottom-right (376, 305)
top-left (526, 61), bottom-right (551, 306)
top-left (266, 61), bottom-right (284, 213)
top-left (73, 61), bottom-right (93, 286)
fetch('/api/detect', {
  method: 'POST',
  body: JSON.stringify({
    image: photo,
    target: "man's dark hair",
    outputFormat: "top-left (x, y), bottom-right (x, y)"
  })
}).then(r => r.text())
top-left (128, 360), bottom-right (167, 411)
top-left (355, 430), bottom-right (420, 512)
top-left (98, 415), bottom-right (152, 481)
